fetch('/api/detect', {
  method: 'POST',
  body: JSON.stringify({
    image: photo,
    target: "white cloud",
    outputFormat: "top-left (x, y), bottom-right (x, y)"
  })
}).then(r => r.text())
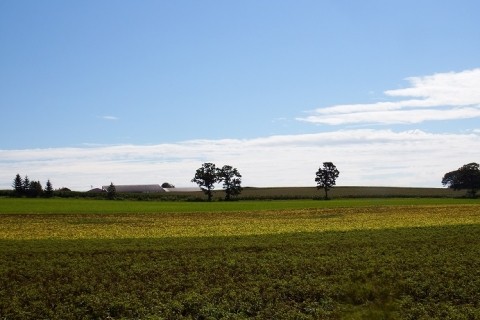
top-left (298, 68), bottom-right (480, 125)
top-left (1, 129), bottom-right (479, 190)
top-left (300, 107), bottom-right (480, 125)
top-left (100, 116), bottom-right (119, 121)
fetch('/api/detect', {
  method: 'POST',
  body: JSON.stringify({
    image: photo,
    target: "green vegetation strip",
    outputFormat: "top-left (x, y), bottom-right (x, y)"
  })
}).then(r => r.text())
top-left (0, 197), bottom-right (479, 214)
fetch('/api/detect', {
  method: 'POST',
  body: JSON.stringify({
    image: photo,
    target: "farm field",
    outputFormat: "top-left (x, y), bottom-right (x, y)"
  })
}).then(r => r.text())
top-left (0, 197), bottom-right (477, 215)
top-left (236, 186), bottom-right (466, 200)
top-left (0, 198), bottom-right (479, 319)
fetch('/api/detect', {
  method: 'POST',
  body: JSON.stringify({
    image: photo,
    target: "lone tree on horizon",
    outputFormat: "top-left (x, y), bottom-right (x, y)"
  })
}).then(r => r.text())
top-left (315, 162), bottom-right (340, 200)
top-left (442, 162), bottom-right (480, 198)
top-left (192, 162), bottom-right (219, 201)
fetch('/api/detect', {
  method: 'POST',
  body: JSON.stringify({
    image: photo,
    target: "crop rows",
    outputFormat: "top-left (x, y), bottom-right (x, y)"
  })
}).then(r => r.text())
top-left (0, 205), bottom-right (479, 240)
top-left (0, 201), bottom-right (479, 319)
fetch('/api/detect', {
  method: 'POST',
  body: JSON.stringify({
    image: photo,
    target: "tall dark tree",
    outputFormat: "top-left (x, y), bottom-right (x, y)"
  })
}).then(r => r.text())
top-left (107, 182), bottom-right (116, 200)
top-left (442, 162), bottom-right (480, 198)
top-left (217, 165), bottom-right (242, 200)
top-left (22, 175), bottom-right (30, 195)
top-left (191, 162), bottom-right (219, 201)
top-left (315, 162), bottom-right (340, 200)
top-left (12, 174), bottom-right (23, 196)
top-left (45, 180), bottom-right (54, 198)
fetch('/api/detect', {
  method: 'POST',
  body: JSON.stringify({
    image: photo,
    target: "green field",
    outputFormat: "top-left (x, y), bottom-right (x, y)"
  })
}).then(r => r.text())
top-left (1, 198), bottom-right (479, 319)
top-left (0, 197), bottom-right (477, 215)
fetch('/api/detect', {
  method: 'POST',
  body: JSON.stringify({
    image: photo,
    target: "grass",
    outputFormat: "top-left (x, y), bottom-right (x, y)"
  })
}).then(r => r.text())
top-left (0, 198), bottom-right (479, 319)
top-left (0, 197), bottom-right (479, 215)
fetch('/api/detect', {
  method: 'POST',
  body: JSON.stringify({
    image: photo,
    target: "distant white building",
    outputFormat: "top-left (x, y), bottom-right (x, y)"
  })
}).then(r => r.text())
top-left (98, 184), bottom-right (201, 193)
top-left (101, 184), bottom-right (164, 193)
top-left (163, 187), bottom-right (202, 192)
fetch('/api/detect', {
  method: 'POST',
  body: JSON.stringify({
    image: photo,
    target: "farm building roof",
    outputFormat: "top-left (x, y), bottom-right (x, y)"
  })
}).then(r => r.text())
top-left (163, 187), bottom-right (201, 192)
top-left (102, 184), bottom-right (165, 193)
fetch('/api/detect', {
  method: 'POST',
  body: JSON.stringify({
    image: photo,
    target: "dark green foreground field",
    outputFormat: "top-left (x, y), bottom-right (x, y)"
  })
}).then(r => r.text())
top-left (1, 198), bottom-right (479, 319)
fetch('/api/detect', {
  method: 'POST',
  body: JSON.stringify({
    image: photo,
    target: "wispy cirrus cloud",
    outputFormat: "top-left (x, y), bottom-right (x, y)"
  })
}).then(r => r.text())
top-left (297, 68), bottom-right (480, 125)
top-left (1, 129), bottom-right (479, 190)
top-left (100, 115), bottom-right (119, 121)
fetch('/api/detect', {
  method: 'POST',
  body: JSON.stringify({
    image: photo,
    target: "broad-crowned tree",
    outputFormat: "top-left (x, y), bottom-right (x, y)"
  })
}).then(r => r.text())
top-left (217, 165), bottom-right (242, 201)
top-left (191, 163), bottom-right (218, 201)
top-left (315, 162), bottom-right (340, 200)
top-left (442, 162), bottom-right (480, 198)
top-left (28, 181), bottom-right (43, 198)
top-left (161, 182), bottom-right (175, 188)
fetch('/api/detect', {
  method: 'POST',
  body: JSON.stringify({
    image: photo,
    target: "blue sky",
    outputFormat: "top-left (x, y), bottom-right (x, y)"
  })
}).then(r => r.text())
top-left (1, 0), bottom-right (479, 190)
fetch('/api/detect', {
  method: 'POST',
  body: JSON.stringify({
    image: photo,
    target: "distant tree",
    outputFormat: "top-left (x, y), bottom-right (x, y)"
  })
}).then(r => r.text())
top-left (315, 162), bottom-right (340, 200)
top-left (107, 182), bottom-right (116, 200)
top-left (12, 174), bottom-right (24, 196)
top-left (217, 165), bottom-right (242, 200)
top-left (28, 181), bottom-right (43, 198)
top-left (22, 175), bottom-right (30, 195)
top-left (161, 182), bottom-right (175, 188)
top-left (442, 162), bottom-right (480, 198)
top-left (191, 162), bottom-right (218, 201)
top-left (44, 180), bottom-right (54, 198)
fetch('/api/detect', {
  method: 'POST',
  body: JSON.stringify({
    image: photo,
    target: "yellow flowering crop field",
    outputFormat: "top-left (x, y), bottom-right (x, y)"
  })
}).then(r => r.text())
top-left (0, 204), bottom-right (479, 240)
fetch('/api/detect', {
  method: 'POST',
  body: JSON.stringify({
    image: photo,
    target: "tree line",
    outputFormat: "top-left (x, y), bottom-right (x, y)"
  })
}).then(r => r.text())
top-left (442, 162), bottom-right (480, 198)
top-left (12, 174), bottom-right (53, 198)
top-left (191, 161), bottom-right (480, 200)
top-left (8, 163), bottom-right (341, 201)
top-left (8, 162), bottom-right (480, 200)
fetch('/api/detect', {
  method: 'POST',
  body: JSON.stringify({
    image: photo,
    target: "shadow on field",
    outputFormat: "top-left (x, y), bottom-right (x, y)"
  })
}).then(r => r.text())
top-left (1, 224), bottom-right (479, 319)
